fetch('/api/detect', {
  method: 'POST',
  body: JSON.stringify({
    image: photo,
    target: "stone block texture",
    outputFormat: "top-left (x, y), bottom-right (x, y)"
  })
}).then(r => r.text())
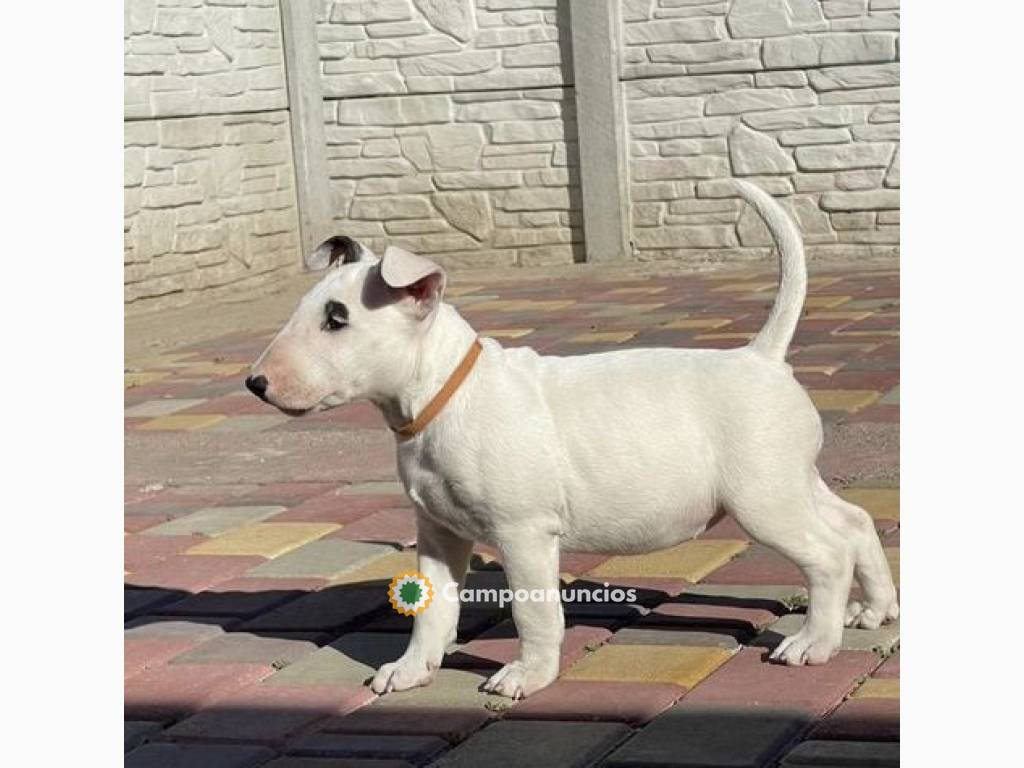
top-left (623, 0), bottom-right (900, 262)
top-left (316, 0), bottom-right (579, 268)
top-left (315, 0), bottom-right (898, 268)
top-left (124, 1), bottom-right (301, 310)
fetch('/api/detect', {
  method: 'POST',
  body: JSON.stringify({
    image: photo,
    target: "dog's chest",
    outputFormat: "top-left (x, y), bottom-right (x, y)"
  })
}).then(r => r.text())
top-left (397, 449), bottom-right (491, 541)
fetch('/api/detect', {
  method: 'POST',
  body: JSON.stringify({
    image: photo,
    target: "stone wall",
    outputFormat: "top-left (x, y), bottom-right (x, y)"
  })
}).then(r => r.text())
top-left (622, 0), bottom-right (899, 261)
top-left (317, 0), bottom-right (580, 266)
top-left (318, 0), bottom-right (899, 267)
top-left (124, 0), bottom-right (301, 310)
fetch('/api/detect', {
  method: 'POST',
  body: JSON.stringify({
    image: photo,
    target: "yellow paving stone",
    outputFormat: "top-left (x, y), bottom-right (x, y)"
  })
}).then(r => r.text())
top-left (174, 361), bottom-right (250, 377)
top-left (694, 332), bottom-right (756, 341)
top-left (329, 550), bottom-right (418, 585)
top-left (806, 276), bottom-right (843, 289)
top-left (851, 678), bottom-right (899, 699)
top-left (808, 390), bottom-right (881, 413)
top-left (481, 328), bottom-right (535, 339)
top-left (128, 352), bottom-right (197, 369)
top-left (564, 645), bottom-right (733, 688)
top-left (125, 372), bottom-right (169, 388)
top-left (711, 281), bottom-right (776, 293)
top-left (569, 331), bottom-right (637, 344)
top-left (803, 311), bottom-right (872, 321)
top-left (445, 284), bottom-right (486, 297)
top-left (886, 548), bottom-right (899, 586)
top-left (137, 414), bottom-right (228, 431)
top-left (793, 364), bottom-right (843, 376)
top-left (605, 286), bottom-right (668, 296)
top-left (803, 295), bottom-right (853, 309)
top-left (660, 317), bottom-right (733, 330)
top-left (831, 329), bottom-right (900, 338)
top-left (187, 523), bottom-right (340, 558)
top-left (588, 540), bottom-right (749, 582)
top-left (838, 489), bottom-right (899, 521)
top-left (470, 299), bottom-right (576, 312)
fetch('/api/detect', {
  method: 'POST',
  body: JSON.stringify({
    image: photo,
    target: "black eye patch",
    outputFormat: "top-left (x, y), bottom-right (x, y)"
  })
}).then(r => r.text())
top-left (323, 300), bottom-right (349, 331)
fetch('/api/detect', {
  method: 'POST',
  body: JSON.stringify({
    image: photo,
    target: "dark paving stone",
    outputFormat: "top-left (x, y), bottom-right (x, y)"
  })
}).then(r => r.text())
top-left (287, 732), bottom-right (448, 764)
top-left (124, 721), bottom-right (162, 753)
top-left (780, 739), bottom-right (899, 766)
top-left (603, 707), bottom-right (808, 768)
top-left (157, 586), bottom-right (308, 619)
top-left (125, 743), bottom-right (274, 768)
top-left (432, 721), bottom-right (630, 768)
top-left (809, 698), bottom-right (900, 742)
top-left (238, 587), bottom-right (387, 632)
top-left (262, 759), bottom-right (414, 768)
top-left (125, 587), bottom-right (180, 619)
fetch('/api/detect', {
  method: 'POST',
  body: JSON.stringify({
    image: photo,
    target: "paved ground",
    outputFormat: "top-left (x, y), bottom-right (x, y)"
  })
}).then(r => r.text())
top-left (125, 261), bottom-right (899, 768)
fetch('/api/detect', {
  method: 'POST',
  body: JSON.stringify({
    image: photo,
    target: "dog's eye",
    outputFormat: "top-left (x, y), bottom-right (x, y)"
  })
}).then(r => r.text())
top-left (323, 300), bottom-right (348, 331)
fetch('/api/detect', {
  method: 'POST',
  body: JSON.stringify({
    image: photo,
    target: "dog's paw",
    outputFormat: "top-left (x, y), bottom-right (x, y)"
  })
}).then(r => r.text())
top-left (480, 660), bottom-right (558, 700)
top-left (844, 598), bottom-right (900, 630)
top-left (770, 626), bottom-right (840, 666)
top-left (369, 656), bottom-right (438, 695)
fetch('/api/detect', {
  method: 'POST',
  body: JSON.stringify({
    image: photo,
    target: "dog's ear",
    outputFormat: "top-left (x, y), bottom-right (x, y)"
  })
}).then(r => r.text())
top-left (381, 245), bottom-right (446, 320)
top-left (308, 236), bottom-right (363, 270)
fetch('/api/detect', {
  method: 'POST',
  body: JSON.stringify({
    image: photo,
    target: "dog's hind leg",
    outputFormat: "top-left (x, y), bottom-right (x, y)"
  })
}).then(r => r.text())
top-left (728, 473), bottom-right (854, 666)
top-left (814, 479), bottom-right (899, 629)
top-left (371, 511), bottom-right (473, 694)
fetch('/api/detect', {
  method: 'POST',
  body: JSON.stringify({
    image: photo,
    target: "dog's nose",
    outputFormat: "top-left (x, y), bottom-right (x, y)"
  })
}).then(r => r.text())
top-left (245, 374), bottom-right (269, 400)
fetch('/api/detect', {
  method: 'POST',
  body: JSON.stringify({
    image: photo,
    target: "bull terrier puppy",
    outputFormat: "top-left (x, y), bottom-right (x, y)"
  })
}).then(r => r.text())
top-left (247, 181), bottom-right (899, 699)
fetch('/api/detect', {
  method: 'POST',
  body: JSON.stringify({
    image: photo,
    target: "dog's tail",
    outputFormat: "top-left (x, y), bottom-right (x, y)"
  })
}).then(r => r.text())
top-left (733, 180), bottom-right (807, 361)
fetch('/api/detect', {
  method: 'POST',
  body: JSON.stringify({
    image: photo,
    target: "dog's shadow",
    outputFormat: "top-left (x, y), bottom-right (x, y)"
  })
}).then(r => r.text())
top-left (126, 557), bottom-right (800, 681)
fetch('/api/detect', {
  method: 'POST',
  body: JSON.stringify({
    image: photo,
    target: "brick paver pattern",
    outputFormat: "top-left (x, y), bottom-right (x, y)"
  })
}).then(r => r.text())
top-left (125, 265), bottom-right (899, 767)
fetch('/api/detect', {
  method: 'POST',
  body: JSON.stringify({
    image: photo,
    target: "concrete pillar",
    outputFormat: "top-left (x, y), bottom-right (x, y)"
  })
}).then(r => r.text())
top-left (568, 0), bottom-right (632, 262)
top-left (279, 0), bottom-right (333, 266)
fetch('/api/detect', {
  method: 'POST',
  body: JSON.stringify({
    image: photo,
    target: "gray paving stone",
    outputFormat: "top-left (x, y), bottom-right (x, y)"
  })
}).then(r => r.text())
top-left (142, 506), bottom-right (284, 537)
top-left (781, 739), bottom-right (899, 766)
top-left (753, 614), bottom-right (900, 656)
top-left (125, 398), bottom-right (207, 417)
top-left (604, 707), bottom-right (807, 768)
top-left (125, 743), bottom-right (273, 768)
top-left (267, 632), bottom-right (408, 687)
top-left (609, 626), bottom-right (747, 649)
top-left (432, 720), bottom-right (630, 768)
top-left (287, 732), bottom-right (448, 763)
top-left (170, 632), bottom-right (319, 666)
top-left (682, 583), bottom-right (808, 612)
top-left (247, 538), bottom-right (396, 579)
top-left (124, 721), bottom-right (162, 753)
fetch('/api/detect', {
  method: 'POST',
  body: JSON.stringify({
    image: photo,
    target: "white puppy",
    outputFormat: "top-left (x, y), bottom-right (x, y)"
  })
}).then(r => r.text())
top-left (247, 181), bottom-right (898, 699)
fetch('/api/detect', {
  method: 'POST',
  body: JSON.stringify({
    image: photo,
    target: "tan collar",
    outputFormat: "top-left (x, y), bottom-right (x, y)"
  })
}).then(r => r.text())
top-left (392, 339), bottom-right (482, 442)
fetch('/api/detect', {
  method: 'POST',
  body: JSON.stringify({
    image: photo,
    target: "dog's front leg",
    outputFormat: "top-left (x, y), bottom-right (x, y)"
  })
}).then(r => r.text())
top-left (370, 511), bottom-right (472, 694)
top-left (481, 530), bottom-right (563, 699)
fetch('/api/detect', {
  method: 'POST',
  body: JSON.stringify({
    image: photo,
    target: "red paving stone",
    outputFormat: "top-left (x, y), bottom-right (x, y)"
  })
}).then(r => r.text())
top-left (678, 648), bottom-right (879, 716)
top-left (163, 684), bottom-right (375, 744)
top-left (506, 680), bottom-right (685, 724)
top-left (125, 265), bottom-right (899, 763)
top-left (127, 555), bottom-right (267, 592)
top-left (124, 663), bottom-right (276, 720)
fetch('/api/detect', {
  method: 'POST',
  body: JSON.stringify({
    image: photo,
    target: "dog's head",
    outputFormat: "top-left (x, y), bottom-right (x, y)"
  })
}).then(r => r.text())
top-left (246, 236), bottom-right (446, 414)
